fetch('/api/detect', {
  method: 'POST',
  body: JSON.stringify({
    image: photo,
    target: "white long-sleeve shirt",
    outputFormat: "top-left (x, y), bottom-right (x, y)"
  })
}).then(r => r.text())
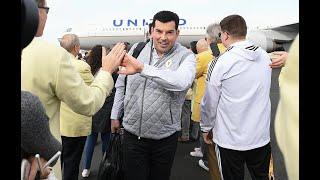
top-left (200, 40), bottom-right (272, 151)
top-left (141, 48), bottom-right (196, 91)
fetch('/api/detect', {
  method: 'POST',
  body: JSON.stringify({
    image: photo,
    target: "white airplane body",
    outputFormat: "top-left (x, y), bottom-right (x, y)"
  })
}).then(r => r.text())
top-left (61, 18), bottom-right (298, 52)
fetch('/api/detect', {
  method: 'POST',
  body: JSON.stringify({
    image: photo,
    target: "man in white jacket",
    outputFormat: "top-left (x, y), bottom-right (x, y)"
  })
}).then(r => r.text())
top-left (200, 15), bottom-right (272, 180)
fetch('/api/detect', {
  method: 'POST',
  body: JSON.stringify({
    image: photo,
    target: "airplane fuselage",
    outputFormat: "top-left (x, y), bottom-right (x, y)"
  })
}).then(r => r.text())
top-left (61, 18), bottom-right (298, 52)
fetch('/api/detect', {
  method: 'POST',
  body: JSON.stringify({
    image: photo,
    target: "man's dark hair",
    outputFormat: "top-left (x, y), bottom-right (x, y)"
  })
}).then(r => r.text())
top-left (148, 22), bottom-right (153, 33)
top-left (220, 15), bottom-right (247, 38)
top-left (152, 10), bottom-right (179, 30)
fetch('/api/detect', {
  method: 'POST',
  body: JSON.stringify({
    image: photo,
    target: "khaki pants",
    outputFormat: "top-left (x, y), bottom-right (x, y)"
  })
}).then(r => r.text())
top-left (208, 143), bottom-right (221, 180)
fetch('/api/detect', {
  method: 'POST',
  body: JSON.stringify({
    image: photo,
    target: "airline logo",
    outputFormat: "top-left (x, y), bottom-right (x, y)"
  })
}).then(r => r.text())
top-left (113, 18), bottom-right (187, 27)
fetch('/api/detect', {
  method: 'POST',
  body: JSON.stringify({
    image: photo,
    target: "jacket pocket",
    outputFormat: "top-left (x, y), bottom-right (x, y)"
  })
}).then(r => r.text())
top-left (169, 100), bottom-right (173, 124)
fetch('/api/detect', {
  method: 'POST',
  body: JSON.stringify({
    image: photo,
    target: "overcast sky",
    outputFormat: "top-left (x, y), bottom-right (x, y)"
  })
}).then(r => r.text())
top-left (43, 0), bottom-right (299, 44)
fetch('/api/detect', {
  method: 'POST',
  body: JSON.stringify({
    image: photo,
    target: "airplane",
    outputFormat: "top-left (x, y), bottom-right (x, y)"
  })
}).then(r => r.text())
top-left (59, 18), bottom-right (299, 53)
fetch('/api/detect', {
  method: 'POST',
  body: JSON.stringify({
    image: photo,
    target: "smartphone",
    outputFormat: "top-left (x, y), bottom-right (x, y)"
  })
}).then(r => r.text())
top-left (43, 151), bottom-right (61, 169)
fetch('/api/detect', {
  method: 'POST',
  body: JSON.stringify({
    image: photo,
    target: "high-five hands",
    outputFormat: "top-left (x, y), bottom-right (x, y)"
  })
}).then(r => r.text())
top-left (118, 53), bottom-right (144, 75)
top-left (101, 43), bottom-right (126, 73)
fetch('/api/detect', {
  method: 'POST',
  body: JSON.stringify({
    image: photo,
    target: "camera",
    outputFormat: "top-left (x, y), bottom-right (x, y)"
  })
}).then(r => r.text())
top-left (21, 0), bottom-right (39, 50)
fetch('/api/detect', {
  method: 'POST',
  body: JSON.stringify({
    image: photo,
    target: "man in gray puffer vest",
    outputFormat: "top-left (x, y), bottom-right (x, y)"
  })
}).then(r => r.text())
top-left (111, 10), bottom-right (196, 180)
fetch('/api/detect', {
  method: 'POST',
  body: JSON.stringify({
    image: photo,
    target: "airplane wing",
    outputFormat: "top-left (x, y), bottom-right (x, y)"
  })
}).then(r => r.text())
top-left (247, 23), bottom-right (299, 52)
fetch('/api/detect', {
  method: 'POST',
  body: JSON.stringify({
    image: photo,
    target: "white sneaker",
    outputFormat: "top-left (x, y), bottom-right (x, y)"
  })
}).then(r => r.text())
top-left (190, 149), bottom-right (203, 157)
top-left (81, 169), bottom-right (90, 178)
top-left (194, 147), bottom-right (201, 151)
top-left (198, 159), bottom-right (209, 171)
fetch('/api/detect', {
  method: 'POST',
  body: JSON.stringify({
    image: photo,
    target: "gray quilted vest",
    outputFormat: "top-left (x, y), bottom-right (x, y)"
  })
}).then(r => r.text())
top-left (122, 41), bottom-right (193, 139)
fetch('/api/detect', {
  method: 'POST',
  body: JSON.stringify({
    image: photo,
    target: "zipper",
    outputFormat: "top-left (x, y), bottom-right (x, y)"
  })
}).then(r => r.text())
top-left (138, 78), bottom-right (147, 140)
top-left (169, 99), bottom-right (173, 124)
top-left (138, 41), bottom-right (154, 140)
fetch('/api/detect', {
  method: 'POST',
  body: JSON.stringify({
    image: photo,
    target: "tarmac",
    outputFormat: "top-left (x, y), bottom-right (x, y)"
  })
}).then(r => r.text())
top-left (78, 68), bottom-right (288, 180)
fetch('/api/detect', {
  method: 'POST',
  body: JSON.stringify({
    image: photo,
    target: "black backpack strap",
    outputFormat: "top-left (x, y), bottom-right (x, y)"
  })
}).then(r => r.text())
top-left (132, 42), bottom-right (147, 59)
top-left (123, 42), bottom-right (147, 95)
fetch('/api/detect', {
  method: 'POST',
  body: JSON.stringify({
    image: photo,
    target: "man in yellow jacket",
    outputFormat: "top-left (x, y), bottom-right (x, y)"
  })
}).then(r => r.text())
top-left (21, 0), bottom-right (126, 178)
top-left (59, 33), bottom-right (95, 180)
top-left (275, 35), bottom-right (299, 180)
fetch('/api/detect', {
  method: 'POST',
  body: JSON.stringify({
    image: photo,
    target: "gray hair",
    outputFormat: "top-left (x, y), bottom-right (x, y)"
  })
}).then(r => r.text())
top-left (206, 23), bottom-right (221, 43)
top-left (60, 34), bottom-right (80, 53)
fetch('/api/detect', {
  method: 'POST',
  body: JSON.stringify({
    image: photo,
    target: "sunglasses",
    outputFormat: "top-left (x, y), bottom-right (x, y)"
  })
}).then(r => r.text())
top-left (38, 6), bottom-right (49, 14)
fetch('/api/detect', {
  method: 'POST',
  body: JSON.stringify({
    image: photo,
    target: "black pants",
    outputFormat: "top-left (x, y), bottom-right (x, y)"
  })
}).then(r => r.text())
top-left (217, 143), bottom-right (271, 180)
top-left (61, 136), bottom-right (87, 180)
top-left (122, 130), bottom-right (178, 180)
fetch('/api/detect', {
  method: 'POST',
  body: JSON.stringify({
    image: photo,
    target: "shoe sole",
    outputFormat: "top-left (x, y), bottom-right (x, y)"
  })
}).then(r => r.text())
top-left (199, 160), bottom-right (209, 171)
top-left (190, 152), bottom-right (203, 157)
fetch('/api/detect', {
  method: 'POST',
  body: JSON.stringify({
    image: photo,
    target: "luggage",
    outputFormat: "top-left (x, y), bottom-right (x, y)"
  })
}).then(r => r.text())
top-left (97, 132), bottom-right (124, 180)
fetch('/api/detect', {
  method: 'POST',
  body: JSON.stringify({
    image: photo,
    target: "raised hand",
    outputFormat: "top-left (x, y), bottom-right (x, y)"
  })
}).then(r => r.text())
top-left (101, 43), bottom-right (126, 73)
top-left (118, 53), bottom-right (144, 75)
top-left (269, 51), bottom-right (288, 68)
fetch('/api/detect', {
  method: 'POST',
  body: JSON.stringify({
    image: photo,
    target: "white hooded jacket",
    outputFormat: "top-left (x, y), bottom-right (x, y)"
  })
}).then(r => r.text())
top-left (200, 40), bottom-right (272, 151)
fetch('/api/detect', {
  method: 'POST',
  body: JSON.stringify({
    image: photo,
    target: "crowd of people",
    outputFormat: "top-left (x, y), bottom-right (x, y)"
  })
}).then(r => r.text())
top-left (21, 0), bottom-right (298, 180)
